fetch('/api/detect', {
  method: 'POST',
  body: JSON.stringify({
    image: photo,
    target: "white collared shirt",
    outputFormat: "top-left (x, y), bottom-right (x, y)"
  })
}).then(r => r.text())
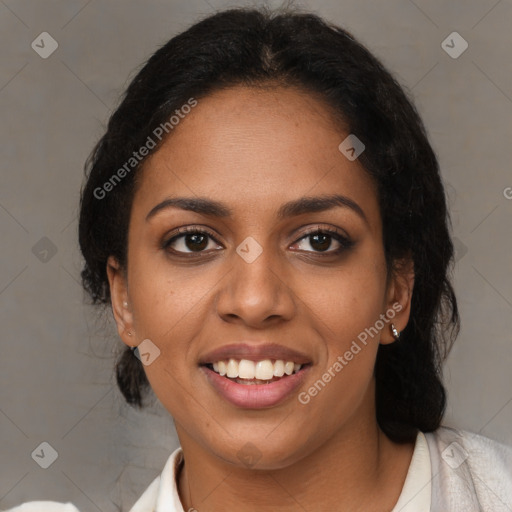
top-left (6, 427), bottom-right (512, 512)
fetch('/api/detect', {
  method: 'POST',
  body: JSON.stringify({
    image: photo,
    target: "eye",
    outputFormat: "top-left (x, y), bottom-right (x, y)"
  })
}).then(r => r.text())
top-left (292, 227), bottom-right (354, 254)
top-left (163, 227), bottom-right (223, 254)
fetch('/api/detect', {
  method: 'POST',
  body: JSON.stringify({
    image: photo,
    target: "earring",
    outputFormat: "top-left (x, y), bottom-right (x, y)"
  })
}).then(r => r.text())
top-left (123, 301), bottom-right (129, 308)
top-left (127, 331), bottom-right (133, 336)
top-left (390, 323), bottom-right (400, 341)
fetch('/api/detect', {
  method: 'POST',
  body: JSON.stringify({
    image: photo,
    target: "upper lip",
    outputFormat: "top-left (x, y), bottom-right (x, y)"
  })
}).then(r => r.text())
top-left (198, 343), bottom-right (312, 365)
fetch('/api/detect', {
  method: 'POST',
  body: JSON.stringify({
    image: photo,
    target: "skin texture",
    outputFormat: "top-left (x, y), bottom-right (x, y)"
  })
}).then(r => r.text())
top-left (107, 85), bottom-right (416, 511)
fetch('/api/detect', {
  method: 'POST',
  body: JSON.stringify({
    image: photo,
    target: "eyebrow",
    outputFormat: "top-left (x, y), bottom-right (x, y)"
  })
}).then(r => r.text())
top-left (146, 194), bottom-right (368, 225)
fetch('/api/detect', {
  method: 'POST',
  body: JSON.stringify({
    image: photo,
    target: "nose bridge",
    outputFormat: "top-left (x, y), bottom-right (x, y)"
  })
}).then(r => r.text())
top-left (216, 238), bottom-right (295, 325)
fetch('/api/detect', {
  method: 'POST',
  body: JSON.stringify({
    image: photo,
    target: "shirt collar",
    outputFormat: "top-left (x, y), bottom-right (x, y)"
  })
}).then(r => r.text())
top-left (390, 431), bottom-right (432, 512)
top-left (155, 447), bottom-right (185, 512)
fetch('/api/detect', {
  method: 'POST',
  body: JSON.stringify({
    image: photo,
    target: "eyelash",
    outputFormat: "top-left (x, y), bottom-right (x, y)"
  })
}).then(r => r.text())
top-left (162, 226), bottom-right (220, 254)
top-left (162, 225), bottom-right (354, 258)
top-left (296, 226), bottom-right (354, 255)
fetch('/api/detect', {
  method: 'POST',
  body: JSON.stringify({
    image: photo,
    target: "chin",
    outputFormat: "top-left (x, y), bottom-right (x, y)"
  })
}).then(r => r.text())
top-left (210, 436), bottom-right (311, 471)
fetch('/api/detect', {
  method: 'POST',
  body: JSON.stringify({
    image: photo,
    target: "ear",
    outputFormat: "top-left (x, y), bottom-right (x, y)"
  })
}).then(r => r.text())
top-left (380, 255), bottom-right (415, 345)
top-left (106, 255), bottom-right (135, 348)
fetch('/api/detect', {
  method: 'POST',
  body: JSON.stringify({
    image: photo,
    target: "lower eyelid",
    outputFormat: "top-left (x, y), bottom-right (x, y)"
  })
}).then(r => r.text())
top-left (293, 238), bottom-right (346, 253)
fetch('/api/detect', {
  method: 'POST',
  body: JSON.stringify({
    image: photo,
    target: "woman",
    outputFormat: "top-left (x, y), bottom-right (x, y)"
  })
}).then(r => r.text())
top-left (7, 6), bottom-right (512, 512)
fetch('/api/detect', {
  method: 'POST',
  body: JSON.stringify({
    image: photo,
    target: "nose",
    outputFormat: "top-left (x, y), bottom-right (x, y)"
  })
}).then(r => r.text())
top-left (215, 245), bottom-right (297, 328)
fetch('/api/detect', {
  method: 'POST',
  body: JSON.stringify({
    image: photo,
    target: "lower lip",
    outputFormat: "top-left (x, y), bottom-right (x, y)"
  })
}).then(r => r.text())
top-left (200, 365), bottom-right (311, 409)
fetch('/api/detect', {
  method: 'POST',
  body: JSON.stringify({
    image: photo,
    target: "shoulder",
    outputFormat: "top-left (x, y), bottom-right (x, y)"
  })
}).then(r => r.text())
top-left (424, 426), bottom-right (512, 510)
top-left (128, 474), bottom-right (161, 511)
top-left (1, 503), bottom-right (80, 512)
top-left (1, 476), bottom-right (163, 512)
top-left (425, 425), bottom-right (512, 469)
top-left (2, 448), bottom-right (181, 512)
top-left (1, 479), bottom-right (163, 512)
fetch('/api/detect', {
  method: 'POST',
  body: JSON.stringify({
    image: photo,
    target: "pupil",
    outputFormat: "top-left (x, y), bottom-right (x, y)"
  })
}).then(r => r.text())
top-left (186, 234), bottom-right (208, 251)
top-left (311, 233), bottom-right (331, 252)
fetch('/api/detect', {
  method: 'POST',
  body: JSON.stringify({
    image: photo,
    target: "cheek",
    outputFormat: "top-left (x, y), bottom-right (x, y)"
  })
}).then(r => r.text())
top-left (297, 252), bottom-right (387, 349)
top-left (128, 250), bottom-right (216, 341)
top-left (125, 262), bottom-right (189, 373)
top-left (297, 288), bottom-right (382, 435)
top-left (294, 252), bottom-right (386, 409)
top-left (125, 251), bottom-right (230, 407)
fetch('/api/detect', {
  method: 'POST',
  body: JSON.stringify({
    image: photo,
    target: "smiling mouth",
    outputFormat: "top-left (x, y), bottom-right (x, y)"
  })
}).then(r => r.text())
top-left (202, 358), bottom-right (310, 385)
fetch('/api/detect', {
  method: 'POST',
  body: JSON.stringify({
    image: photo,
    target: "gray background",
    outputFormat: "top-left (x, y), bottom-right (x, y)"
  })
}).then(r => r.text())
top-left (1, 0), bottom-right (511, 510)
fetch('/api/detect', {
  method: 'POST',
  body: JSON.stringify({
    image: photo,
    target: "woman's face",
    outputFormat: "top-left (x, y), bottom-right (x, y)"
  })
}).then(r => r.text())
top-left (108, 85), bottom-right (413, 468)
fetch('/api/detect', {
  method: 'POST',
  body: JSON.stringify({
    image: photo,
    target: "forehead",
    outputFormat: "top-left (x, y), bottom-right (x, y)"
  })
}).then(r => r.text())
top-left (133, 85), bottom-right (380, 231)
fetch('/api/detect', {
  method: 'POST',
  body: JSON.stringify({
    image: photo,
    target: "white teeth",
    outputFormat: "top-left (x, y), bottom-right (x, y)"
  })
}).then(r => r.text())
top-left (226, 359), bottom-right (238, 378)
top-left (255, 360), bottom-right (274, 380)
top-left (273, 360), bottom-right (285, 377)
top-left (209, 358), bottom-right (303, 379)
top-left (238, 359), bottom-right (255, 379)
top-left (284, 361), bottom-right (294, 375)
top-left (218, 360), bottom-right (227, 376)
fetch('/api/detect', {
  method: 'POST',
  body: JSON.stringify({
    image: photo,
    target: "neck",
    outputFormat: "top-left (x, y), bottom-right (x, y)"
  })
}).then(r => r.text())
top-left (176, 399), bottom-right (414, 512)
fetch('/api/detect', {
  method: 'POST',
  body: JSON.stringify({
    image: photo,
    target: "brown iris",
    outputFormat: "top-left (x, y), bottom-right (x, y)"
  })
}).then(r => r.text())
top-left (309, 233), bottom-right (331, 252)
top-left (185, 233), bottom-right (209, 251)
